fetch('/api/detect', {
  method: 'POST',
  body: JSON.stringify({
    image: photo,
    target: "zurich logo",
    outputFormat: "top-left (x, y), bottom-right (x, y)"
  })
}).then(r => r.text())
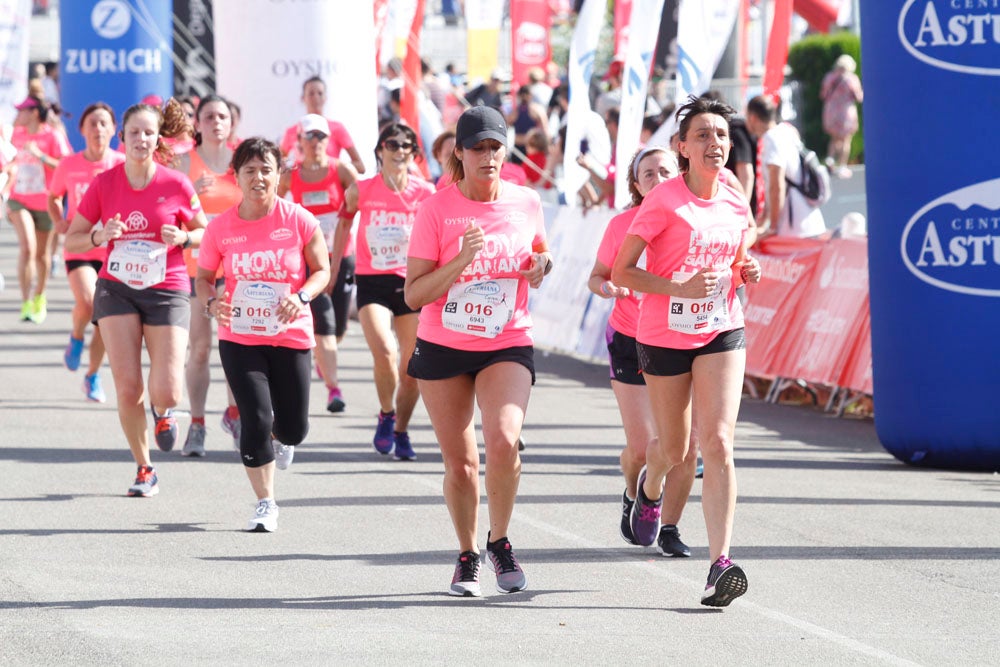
top-left (900, 177), bottom-right (1000, 297)
top-left (244, 283), bottom-right (277, 301)
top-left (92, 0), bottom-right (132, 40)
top-left (898, 0), bottom-right (1000, 75)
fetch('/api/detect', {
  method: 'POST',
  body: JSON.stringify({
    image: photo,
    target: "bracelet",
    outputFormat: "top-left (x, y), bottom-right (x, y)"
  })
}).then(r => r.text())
top-left (204, 296), bottom-right (217, 319)
top-left (90, 229), bottom-right (100, 247)
top-left (600, 280), bottom-right (612, 297)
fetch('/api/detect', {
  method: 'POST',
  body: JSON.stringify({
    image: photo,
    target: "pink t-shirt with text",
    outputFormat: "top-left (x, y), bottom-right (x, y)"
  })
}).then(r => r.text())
top-left (198, 198), bottom-right (319, 350)
top-left (355, 175), bottom-right (436, 277)
top-left (280, 118), bottom-right (355, 165)
top-left (408, 182), bottom-right (546, 351)
top-left (78, 164), bottom-right (201, 292)
top-left (10, 124), bottom-right (71, 211)
top-left (596, 207), bottom-right (642, 338)
top-left (50, 150), bottom-right (126, 262)
top-left (627, 175), bottom-right (748, 350)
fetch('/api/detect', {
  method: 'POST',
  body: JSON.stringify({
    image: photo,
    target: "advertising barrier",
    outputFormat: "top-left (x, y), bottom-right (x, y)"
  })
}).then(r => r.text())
top-left (60, 0), bottom-right (173, 151)
top-left (862, 2), bottom-right (1000, 470)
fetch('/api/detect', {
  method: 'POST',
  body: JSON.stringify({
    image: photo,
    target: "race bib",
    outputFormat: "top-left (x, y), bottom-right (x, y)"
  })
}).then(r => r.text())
top-left (302, 190), bottom-right (330, 207)
top-left (316, 213), bottom-right (337, 252)
top-left (230, 280), bottom-right (290, 336)
top-left (107, 240), bottom-right (167, 289)
top-left (441, 278), bottom-right (516, 339)
top-left (368, 224), bottom-right (409, 271)
top-left (667, 271), bottom-right (731, 335)
top-left (15, 161), bottom-right (45, 195)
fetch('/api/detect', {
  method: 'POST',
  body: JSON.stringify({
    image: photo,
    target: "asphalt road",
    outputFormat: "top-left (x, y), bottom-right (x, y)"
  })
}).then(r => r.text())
top-left (0, 225), bottom-right (997, 666)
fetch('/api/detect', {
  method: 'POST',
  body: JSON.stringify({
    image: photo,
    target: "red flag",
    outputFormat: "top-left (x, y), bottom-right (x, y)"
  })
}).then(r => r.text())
top-left (612, 0), bottom-right (633, 58)
top-left (401, 0), bottom-right (430, 178)
top-left (763, 0), bottom-right (792, 101)
top-left (373, 0), bottom-right (390, 76)
top-left (511, 0), bottom-right (553, 87)
top-left (793, 0), bottom-right (838, 34)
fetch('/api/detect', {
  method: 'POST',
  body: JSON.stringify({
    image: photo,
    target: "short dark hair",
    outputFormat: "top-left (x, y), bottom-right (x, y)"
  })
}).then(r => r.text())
top-left (674, 94), bottom-right (735, 172)
top-left (746, 94), bottom-right (777, 124)
top-left (375, 122), bottom-right (422, 167)
top-left (231, 136), bottom-right (282, 174)
top-left (79, 101), bottom-right (116, 131)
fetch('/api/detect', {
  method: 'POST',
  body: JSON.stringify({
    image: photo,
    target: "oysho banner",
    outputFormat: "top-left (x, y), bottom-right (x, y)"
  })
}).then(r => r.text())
top-left (862, 1), bottom-right (1000, 470)
top-left (214, 0), bottom-right (379, 176)
top-left (60, 0), bottom-right (174, 151)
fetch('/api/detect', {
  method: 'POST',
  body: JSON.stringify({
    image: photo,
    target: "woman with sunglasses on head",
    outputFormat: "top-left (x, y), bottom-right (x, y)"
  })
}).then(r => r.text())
top-left (64, 99), bottom-right (208, 497)
top-left (588, 146), bottom-right (699, 558)
top-left (336, 123), bottom-right (435, 460)
top-left (278, 114), bottom-right (358, 417)
top-left (48, 102), bottom-right (125, 402)
top-left (196, 137), bottom-right (330, 531)
top-left (612, 96), bottom-right (761, 607)
top-left (175, 94), bottom-right (244, 456)
top-left (405, 106), bottom-right (553, 597)
top-left (8, 94), bottom-right (70, 323)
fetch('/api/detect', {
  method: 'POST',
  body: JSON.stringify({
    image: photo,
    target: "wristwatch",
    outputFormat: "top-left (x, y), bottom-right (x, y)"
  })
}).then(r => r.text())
top-left (297, 290), bottom-right (311, 305)
top-left (204, 296), bottom-right (217, 319)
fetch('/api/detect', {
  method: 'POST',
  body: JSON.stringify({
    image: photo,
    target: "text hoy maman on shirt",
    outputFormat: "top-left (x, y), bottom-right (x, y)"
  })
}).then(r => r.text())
top-left (198, 198), bottom-right (320, 350)
top-left (408, 182), bottom-right (547, 352)
top-left (627, 175), bottom-right (749, 350)
top-left (355, 175), bottom-right (436, 278)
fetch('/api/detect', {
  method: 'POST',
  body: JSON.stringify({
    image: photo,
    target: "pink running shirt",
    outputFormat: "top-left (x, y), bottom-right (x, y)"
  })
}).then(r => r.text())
top-left (280, 118), bottom-right (355, 165)
top-left (49, 150), bottom-right (126, 262)
top-left (626, 175), bottom-right (748, 350)
top-left (77, 164), bottom-right (202, 292)
top-left (10, 124), bottom-right (71, 211)
top-left (596, 207), bottom-right (642, 337)
top-left (198, 198), bottom-right (319, 350)
top-left (355, 175), bottom-right (435, 278)
top-left (408, 182), bottom-right (547, 351)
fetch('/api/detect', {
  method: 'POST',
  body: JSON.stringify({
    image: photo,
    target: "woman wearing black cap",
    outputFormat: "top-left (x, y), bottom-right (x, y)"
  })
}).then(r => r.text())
top-left (404, 105), bottom-right (553, 597)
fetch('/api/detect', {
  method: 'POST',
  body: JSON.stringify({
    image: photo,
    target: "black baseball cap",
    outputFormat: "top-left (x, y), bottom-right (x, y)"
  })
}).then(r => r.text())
top-left (455, 105), bottom-right (508, 149)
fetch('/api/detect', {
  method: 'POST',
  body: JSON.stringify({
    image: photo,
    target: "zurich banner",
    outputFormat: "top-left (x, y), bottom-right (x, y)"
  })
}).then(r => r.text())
top-left (60, 0), bottom-right (173, 150)
top-left (862, 1), bottom-right (1000, 471)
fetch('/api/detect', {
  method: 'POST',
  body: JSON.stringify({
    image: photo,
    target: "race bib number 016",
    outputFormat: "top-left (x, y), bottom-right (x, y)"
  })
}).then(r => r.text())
top-left (667, 271), bottom-right (731, 335)
top-left (368, 224), bottom-right (409, 271)
top-left (107, 240), bottom-right (167, 289)
top-left (442, 278), bottom-right (516, 339)
top-left (230, 280), bottom-right (290, 336)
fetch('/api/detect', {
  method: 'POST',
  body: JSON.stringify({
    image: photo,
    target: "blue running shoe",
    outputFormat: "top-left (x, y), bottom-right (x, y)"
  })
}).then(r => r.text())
top-left (152, 407), bottom-right (178, 452)
top-left (374, 411), bottom-right (395, 455)
top-left (392, 431), bottom-right (416, 460)
top-left (629, 467), bottom-right (662, 547)
top-left (82, 373), bottom-right (106, 403)
top-left (64, 336), bottom-right (84, 371)
top-left (701, 555), bottom-right (748, 607)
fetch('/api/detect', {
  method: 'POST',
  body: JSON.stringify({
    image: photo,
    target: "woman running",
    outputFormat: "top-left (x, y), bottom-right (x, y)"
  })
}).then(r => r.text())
top-left (176, 94), bottom-right (244, 456)
top-left (48, 102), bottom-right (125, 401)
top-left (405, 106), bottom-right (553, 597)
top-left (8, 94), bottom-right (70, 323)
top-left (338, 122), bottom-right (435, 460)
top-left (612, 96), bottom-right (761, 607)
top-left (588, 146), bottom-right (698, 557)
top-left (277, 114), bottom-right (358, 414)
top-left (196, 137), bottom-right (330, 531)
top-left (64, 99), bottom-right (208, 497)
top-left (280, 76), bottom-right (365, 174)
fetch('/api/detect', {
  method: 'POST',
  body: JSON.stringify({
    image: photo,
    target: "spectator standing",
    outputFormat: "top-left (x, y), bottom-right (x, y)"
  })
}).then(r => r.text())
top-left (820, 54), bottom-right (864, 179)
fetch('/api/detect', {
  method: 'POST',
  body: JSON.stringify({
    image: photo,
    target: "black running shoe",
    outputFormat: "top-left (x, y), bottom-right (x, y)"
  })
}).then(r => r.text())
top-left (701, 555), bottom-right (748, 607)
top-left (656, 524), bottom-right (691, 557)
top-left (620, 490), bottom-right (637, 544)
top-left (449, 550), bottom-right (482, 597)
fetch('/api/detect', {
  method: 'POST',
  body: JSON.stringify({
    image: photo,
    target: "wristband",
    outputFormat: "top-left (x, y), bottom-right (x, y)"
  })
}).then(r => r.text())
top-left (90, 229), bottom-right (100, 247)
top-left (181, 231), bottom-right (192, 249)
top-left (600, 281), bottom-right (612, 297)
top-left (204, 296), bottom-right (217, 319)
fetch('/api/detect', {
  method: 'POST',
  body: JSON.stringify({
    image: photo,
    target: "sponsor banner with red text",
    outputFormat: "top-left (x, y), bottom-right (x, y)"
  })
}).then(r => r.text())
top-left (510, 0), bottom-right (552, 87)
top-left (839, 297), bottom-right (873, 394)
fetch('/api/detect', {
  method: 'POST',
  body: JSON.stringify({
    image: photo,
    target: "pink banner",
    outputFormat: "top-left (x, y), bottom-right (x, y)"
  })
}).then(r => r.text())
top-left (401, 0), bottom-right (430, 178)
top-left (511, 0), bottom-right (552, 87)
top-left (613, 0), bottom-right (633, 58)
top-left (839, 298), bottom-right (873, 394)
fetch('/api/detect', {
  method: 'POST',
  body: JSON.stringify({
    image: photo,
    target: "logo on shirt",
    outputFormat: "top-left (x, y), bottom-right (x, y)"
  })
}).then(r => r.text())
top-left (898, 0), bottom-right (1000, 75)
top-left (270, 228), bottom-right (293, 242)
top-left (221, 235), bottom-right (248, 246)
top-left (444, 216), bottom-right (476, 226)
top-left (504, 211), bottom-right (527, 224)
top-left (124, 210), bottom-right (148, 232)
top-left (901, 176), bottom-right (1000, 296)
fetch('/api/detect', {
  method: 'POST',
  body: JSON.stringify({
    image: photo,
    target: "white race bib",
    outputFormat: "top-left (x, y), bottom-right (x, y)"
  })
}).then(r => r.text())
top-left (230, 281), bottom-right (290, 336)
top-left (15, 161), bottom-right (45, 195)
top-left (302, 190), bottom-right (330, 207)
top-left (667, 271), bottom-right (731, 335)
top-left (441, 278), bottom-right (517, 339)
top-left (368, 224), bottom-right (409, 271)
top-left (107, 240), bottom-right (168, 289)
top-left (316, 213), bottom-right (337, 253)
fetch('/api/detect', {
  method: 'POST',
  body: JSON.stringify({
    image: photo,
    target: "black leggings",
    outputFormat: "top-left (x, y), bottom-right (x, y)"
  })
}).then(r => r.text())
top-left (219, 341), bottom-right (311, 467)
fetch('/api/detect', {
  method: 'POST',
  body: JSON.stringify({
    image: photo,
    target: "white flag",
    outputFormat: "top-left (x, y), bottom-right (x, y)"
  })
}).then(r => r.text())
top-left (0, 0), bottom-right (31, 130)
top-left (562, 0), bottom-right (606, 206)
top-left (614, 0), bottom-right (665, 210)
top-left (648, 0), bottom-right (739, 148)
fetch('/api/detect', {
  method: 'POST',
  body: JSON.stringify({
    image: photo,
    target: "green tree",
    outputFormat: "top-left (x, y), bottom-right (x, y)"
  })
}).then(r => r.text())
top-left (787, 31), bottom-right (863, 164)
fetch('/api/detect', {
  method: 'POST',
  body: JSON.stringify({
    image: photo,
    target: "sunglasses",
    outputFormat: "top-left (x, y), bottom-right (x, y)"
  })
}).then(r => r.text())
top-left (383, 139), bottom-right (414, 152)
top-left (304, 130), bottom-right (328, 141)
